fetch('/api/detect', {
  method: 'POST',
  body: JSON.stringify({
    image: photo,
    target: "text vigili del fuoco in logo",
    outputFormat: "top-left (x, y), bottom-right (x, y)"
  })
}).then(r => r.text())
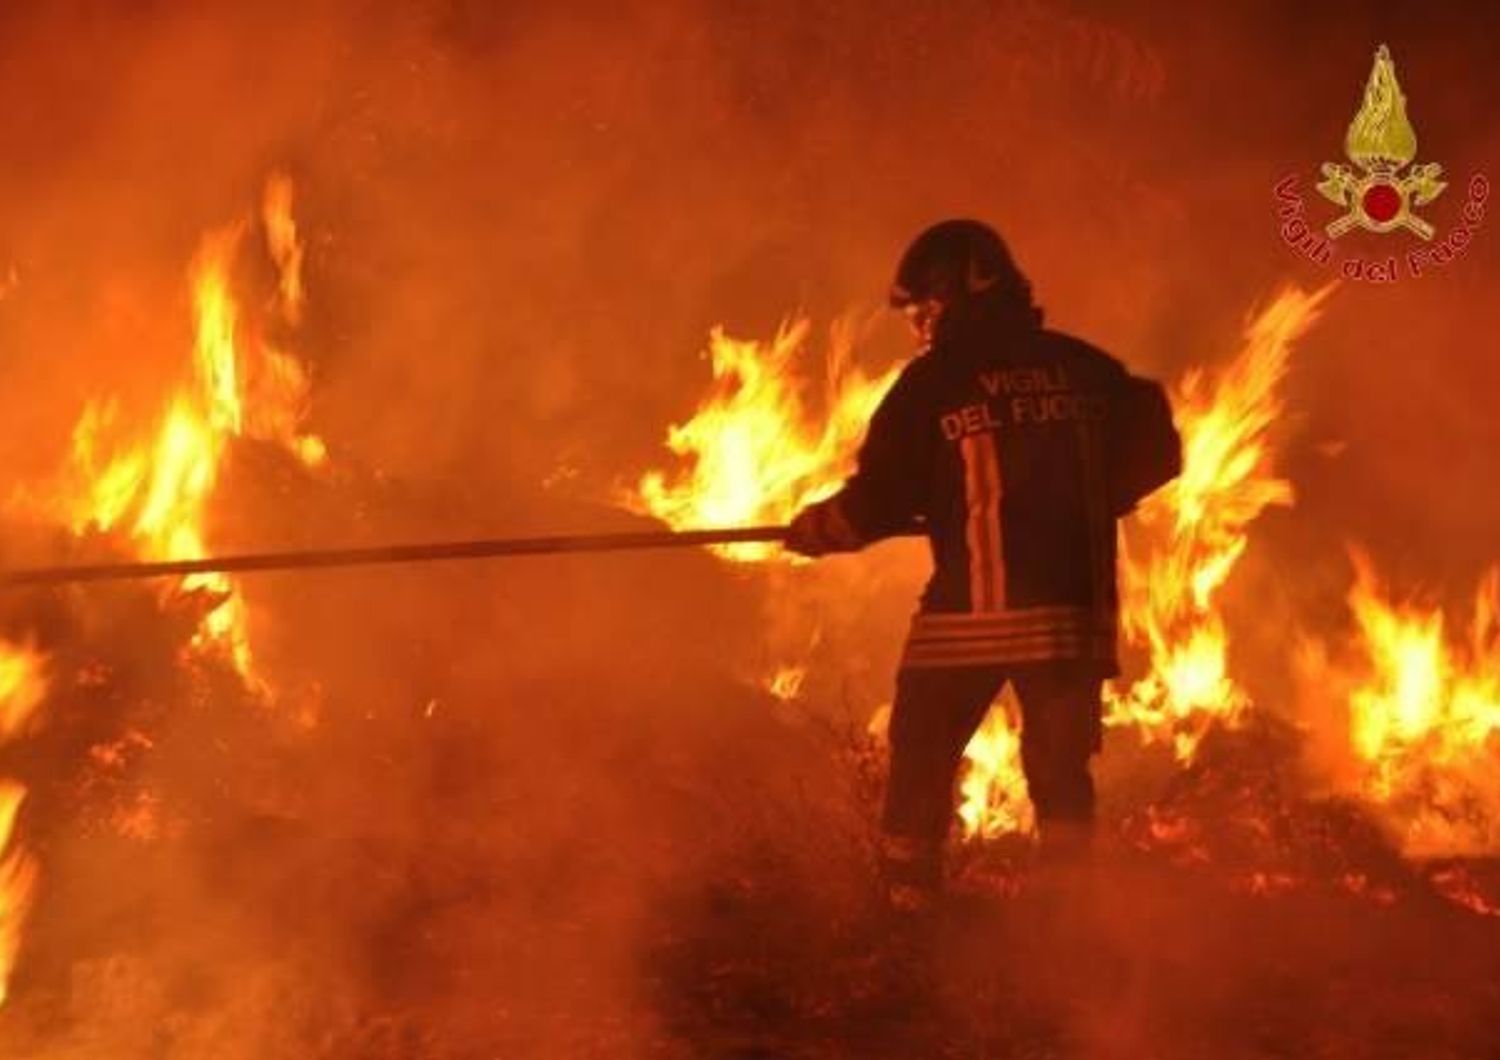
top-left (1273, 44), bottom-right (1487, 283)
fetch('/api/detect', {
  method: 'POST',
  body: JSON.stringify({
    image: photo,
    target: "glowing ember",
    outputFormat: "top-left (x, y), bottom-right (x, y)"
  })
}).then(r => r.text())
top-left (766, 665), bottom-right (807, 702)
top-left (632, 318), bottom-right (899, 561)
top-left (1104, 284), bottom-right (1334, 762)
top-left (1235, 870), bottom-right (1301, 897)
top-left (1428, 865), bottom-right (1500, 917)
top-left (1308, 556), bottom-right (1500, 858)
top-left (1340, 872), bottom-right (1399, 907)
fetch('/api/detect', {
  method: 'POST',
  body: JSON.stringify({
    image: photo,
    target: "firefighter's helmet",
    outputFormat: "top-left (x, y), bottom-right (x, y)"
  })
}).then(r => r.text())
top-left (888, 219), bottom-right (1021, 309)
top-left (889, 219), bottom-right (1035, 348)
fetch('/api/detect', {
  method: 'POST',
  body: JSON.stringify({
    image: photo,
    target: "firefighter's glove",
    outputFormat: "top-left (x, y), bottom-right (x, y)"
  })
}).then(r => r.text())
top-left (785, 497), bottom-right (862, 558)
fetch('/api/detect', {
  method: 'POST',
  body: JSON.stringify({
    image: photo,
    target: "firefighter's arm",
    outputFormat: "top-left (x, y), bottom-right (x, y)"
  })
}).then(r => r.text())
top-left (785, 366), bottom-right (927, 557)
top-left (1109, 373), bottom-right (1182, 516)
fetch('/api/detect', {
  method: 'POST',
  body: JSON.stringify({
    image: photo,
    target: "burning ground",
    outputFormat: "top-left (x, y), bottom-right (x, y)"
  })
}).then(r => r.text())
top-left (1, 2), bottom-right (1500, 1057)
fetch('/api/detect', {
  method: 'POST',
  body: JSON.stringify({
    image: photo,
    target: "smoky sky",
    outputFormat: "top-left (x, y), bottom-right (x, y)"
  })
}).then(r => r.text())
top-left (1, 1), bottom-right (1494, 587)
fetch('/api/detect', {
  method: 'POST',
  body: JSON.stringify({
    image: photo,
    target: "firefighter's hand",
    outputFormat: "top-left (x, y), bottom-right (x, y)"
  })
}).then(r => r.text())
top-left (784, 499), bottom-right (861, 557)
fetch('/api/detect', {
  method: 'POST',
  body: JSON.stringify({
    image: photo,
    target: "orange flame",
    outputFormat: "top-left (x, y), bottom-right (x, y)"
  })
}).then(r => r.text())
top-left (632, 318), bottom-right (899, 560)
top-left (0, 641), bottom-right (47, 1008)
top-left (0, 641), bottom-right (47, 741)
top-left (1307, 556), bottom-right (1500, 858)
top-left (766, 665), bottom-right (807, 702)
top-left (628, 294), bottom-right (1336, 844)
top-left (1104, 285), bottom-right (1333, 761)
top-left (51, 175), bottom-right (325, 677)
top-left (956, 685), bottom-right (1036, 841)
top-left (630, 315), bottom-right (1035, 840)
top-left (262, 173), bottom-right (305, 325)
top-left (0, 781), bottom-right (36, 1009)
top-left (0, 177), bottom-right (320, 1003)
top-left (956, 286), bottom-right (1333, 839)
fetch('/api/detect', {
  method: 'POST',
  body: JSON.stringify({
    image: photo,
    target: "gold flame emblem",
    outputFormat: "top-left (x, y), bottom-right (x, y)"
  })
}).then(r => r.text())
top-left (1317, 44), bottom-right (1446, 240)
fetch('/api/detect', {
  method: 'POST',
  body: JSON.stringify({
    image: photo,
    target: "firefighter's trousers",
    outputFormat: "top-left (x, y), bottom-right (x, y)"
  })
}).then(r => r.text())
top-left (882, 663), bottom-right (1103, 854)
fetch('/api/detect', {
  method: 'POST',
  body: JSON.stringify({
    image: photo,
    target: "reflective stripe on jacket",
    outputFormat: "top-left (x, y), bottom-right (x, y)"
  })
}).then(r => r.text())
top-left (828, 324), bottom-right (1181, 672)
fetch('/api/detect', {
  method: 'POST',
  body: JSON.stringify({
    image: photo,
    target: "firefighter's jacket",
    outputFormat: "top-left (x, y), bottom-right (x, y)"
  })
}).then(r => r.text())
top-left (827, 323), bottom-right (1181, 673)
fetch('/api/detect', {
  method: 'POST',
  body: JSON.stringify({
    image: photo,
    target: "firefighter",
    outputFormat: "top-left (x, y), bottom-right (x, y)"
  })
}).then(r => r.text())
top-left (786, 219), bottom-right (1181, 909)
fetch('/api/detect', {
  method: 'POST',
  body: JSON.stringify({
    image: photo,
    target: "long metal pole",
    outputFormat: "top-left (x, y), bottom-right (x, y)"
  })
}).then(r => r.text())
top-left (0, 525), bottom-right (795, 589)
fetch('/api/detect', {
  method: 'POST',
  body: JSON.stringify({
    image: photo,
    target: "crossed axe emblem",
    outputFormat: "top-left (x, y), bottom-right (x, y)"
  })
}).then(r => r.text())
top-left (1317, 161), bottom-right (1447, 240)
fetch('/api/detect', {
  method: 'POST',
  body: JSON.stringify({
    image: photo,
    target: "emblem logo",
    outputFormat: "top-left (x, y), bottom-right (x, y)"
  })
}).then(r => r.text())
top-left (1316, 45), bottom-right (1445, 240)
top-left (1271, 43), bottom-right (1488, 284)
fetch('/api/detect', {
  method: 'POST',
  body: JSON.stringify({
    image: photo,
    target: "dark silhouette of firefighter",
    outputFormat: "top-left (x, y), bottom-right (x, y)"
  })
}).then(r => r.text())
top-left (786, 220), bottom-right (1181, 908)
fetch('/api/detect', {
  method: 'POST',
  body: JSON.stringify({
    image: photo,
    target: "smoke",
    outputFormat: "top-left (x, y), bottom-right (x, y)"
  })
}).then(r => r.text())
top-left (0, 1), bottom-right (1498, 1056)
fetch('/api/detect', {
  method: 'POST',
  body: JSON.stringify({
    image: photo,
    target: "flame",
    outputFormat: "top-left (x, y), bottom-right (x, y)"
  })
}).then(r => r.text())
top-left (0, 641), bottom-right (48, 1008)
top-left (0, 178), bottom-right (319, 1003)
top-left (955, 285), bottom-right (1331, 840)
top-left (868, 693), bottom-right (1036, 845)
top-left (1346, 44), bottom-right (1417, 170)
top-left (0, 641), bottom-right (47, 740)
top-left (956, 685), bottom-right (1035, 841)
top-left (1312, 556), bottom-right (1500, 858)
top-left (632, 318), bottom-right (900, 560)
top-left (51, 175), bottom-right (325, 676)
top-left (766, 665), bottom-right (806, 702)
top-left (632, 294), bottom-right (1337, 843)
top-left (262, 172), bottom-right (305, 324)
top-left (0, 781), bottom-right (36, 1009)
top-left (1104, 285), bottom-right (1333, 762)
